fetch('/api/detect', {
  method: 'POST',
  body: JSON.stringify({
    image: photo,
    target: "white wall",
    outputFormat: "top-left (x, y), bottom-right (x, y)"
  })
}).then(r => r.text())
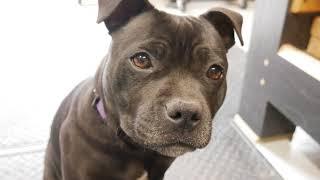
top-left (0, 0), bottom-right (110, 147)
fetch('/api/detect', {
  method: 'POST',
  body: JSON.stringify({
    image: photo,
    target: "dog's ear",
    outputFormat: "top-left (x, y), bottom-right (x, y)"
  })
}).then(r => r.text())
top-left (201, 7), bottom-right (243, 50)
top-left (97, 0), bottom-right (154, 33)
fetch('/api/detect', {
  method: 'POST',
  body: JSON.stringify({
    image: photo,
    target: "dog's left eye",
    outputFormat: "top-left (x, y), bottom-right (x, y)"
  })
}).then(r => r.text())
top-left (130, 52), bottom-right (152, 69)
top-left (207, 64), bottom-right (224, 80)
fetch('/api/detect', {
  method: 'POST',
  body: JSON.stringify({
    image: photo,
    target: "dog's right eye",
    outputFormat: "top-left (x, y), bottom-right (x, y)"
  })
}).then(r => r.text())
top-left (130, 52), bottom-right (152, 69)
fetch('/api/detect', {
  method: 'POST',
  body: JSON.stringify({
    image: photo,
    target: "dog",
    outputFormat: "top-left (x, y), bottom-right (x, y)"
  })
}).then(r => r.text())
top-left (43, 0), bottom-right (243, 179)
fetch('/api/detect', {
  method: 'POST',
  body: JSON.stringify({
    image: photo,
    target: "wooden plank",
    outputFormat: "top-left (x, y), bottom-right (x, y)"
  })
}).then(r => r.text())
top-left (267, 54), bottom-right (320, 143)
top-left (239, 0), bottom-right (292, 137)
top-left (291, 0), bottom-right (320, 13)
top-left (281, 13), bottom-right (314, 49)
top-left (240, 0), bottom-right (320, 144)
top-left (279, 44), bottom-right (320, 80)
top-left (307, 36), bottom-right (320, 59)
top-left (311, 16), bottom-right (320, 38)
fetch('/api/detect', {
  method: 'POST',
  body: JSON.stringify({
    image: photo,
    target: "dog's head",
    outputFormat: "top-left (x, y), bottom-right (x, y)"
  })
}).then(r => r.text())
top-left (96, 0), bottom-right (243, 157)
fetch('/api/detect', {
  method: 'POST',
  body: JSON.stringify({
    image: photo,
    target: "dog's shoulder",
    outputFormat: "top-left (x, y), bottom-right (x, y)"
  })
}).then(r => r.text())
top-left (49, 78), bottom-right (94, 153)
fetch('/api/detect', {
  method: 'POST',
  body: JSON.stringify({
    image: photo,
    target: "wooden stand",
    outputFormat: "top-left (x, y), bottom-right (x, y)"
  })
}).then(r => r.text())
top-left (238, 0), bottom-right (320, 143)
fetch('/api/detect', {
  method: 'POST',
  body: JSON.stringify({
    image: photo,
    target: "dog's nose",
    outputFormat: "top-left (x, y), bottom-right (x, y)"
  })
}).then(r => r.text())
top-left (166, 100), bottom-right (201, 129)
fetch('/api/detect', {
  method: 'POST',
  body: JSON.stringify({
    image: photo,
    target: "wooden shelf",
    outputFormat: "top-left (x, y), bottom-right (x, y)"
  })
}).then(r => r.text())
top-left (291, 0), bottom-right (320, 13)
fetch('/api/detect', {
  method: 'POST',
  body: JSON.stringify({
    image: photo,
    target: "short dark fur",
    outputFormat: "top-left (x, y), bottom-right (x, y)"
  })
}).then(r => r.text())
top-left (43, 0), bottom-right (243, 180)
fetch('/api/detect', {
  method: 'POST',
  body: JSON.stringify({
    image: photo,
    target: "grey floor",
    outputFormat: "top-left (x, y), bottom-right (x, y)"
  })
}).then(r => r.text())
top-left (0, 1), bottom-right (282, 180)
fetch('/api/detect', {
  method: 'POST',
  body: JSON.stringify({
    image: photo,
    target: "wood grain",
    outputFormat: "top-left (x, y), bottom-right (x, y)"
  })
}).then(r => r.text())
top-left (291, 0), bottom-right (320, 13)
top-left (307, 36), bottom-right (320, 59)
top-left (311, 16), bottom-right (320, 38)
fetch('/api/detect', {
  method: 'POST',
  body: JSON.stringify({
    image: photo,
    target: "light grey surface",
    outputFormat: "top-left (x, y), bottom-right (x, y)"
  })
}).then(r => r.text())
top-left (0, 151), bottom-right (44, 180)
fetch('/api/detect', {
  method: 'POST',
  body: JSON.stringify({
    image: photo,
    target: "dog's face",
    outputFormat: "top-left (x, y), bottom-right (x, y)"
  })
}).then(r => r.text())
top-left (96, 0), bottom-right (243, 157)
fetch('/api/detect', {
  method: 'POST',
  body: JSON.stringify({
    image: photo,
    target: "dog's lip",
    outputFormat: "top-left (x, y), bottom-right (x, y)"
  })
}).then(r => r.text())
top-left (148, 141), bottom-right (196, 149)
top-left (164, 143), bottom-right (196, 150)
top-left (151, 142), bottom-right (196, 157)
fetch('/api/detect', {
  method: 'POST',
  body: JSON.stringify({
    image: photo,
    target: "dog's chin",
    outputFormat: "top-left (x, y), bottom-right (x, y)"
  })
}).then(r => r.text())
top-left (150, 144), bottom-right (196, 157)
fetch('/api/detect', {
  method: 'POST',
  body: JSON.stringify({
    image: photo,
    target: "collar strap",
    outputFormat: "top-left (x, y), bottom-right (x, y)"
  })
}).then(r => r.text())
top-left (92, 89), bottom-right (141, 150)
top-left (92, 89), bottom-right (107, 120)
top-left (96, 98), bottom-right (107, 120)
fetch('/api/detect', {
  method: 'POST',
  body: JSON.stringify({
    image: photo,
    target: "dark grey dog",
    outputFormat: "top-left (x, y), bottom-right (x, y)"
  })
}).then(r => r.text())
top-left (43, 0), bottom-right (243, 179)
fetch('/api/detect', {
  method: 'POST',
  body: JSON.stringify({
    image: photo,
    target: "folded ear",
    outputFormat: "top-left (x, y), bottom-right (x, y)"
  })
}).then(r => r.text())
top-left (97, 0), bottom-right (154, 33)
top-left (201, 7), bottom-right (244, 50)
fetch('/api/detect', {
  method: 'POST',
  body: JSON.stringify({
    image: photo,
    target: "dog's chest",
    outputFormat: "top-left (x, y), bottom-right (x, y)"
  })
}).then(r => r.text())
top-left (119, 159), bottom-right (146, 180)
top-left (84, 156), bottom-right (146, 179)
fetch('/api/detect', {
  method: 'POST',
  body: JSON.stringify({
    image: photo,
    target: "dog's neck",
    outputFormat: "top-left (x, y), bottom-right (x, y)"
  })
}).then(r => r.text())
top-left (91, 88), bottom-right (143, 151)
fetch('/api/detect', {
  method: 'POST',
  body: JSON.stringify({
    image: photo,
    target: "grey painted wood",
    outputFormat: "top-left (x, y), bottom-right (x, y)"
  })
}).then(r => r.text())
top-left (267, 54), bottom-right (320, 142)
top-left (239, 0), bottom-right (320, 143)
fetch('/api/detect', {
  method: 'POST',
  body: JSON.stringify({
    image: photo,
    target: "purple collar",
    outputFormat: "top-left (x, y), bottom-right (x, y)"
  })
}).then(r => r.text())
top-left (92, 89), bottom-right (107, 120)
top-left (92, 89), bottom-right (140, 149)
top-left (96, 98), bottom-right (107, 120)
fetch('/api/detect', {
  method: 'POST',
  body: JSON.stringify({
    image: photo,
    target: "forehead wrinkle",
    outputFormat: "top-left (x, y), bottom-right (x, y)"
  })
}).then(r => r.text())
top-left (175, 17), bottom-right (200, 52)
top-left (115, 11), bottom-right (226, 65)
top-left (149, 15), bottom-right (212, 69)
top-left (138, 39), bottom-right (169, 49)
top-left (138, 39), bottom-right (169, 58)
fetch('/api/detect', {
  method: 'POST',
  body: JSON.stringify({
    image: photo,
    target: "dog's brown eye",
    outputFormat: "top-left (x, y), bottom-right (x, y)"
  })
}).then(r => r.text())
top-left (207, 64), bottom-right (224, 80)
top-left (130, 52), bottom-right (152, 69)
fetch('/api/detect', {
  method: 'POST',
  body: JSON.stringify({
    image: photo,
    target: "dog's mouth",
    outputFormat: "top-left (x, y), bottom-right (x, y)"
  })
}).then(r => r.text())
top-left (117, 127), bottom-right (197, 157)
top-left (140, 139), bottom-right (199, 157)
top-left (150, 142), bottom-right (196, 157)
